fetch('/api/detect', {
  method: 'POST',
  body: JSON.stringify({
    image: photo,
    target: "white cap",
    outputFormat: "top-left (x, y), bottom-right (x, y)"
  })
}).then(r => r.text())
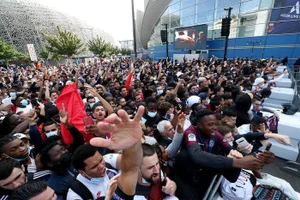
top-left (186, 96), bottom-right (200, 107)
top-left (14, 133), bottom-right (29, 139)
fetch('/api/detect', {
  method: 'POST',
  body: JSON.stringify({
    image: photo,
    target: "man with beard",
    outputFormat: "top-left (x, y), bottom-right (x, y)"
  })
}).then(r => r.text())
top-left (104, 143), bottom-right (177, 199)
top-left (39, 141), bottom-right (75, 199)
top-left (174, 109), bottom-right (274, 199)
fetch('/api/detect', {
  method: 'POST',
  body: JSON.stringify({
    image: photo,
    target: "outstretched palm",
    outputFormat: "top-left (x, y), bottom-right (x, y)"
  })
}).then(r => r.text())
top-left (90, 106), bottom-right (144, 150)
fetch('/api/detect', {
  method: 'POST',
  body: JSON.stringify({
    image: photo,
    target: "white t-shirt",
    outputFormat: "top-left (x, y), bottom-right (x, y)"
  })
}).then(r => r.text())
top-left (237, 124), bottom-right (251, 135)
top-left (66, 170), bottom-right (112, 200)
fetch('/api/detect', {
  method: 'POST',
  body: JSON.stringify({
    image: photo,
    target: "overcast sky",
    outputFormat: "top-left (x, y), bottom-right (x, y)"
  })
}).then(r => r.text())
top-left (34, 0), bottom-right (144, 41)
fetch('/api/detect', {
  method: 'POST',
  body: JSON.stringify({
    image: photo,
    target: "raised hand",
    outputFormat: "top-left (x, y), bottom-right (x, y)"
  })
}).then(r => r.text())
top-left (90, 106), bottom-right (145, 150)
top-left (105, 174), bottom-right (120, 200)
top-left (177, 112), bottom-right (186, 128)
top-left (59, 103), bottom-right (68, 124)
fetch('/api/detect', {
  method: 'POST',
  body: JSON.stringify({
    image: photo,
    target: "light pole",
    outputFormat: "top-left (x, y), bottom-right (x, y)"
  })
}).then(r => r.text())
top-left (223, 7), bottom-right (232, 61)
top-left (131, 0), bottom-right (137, 58)
top-left (247, 41), bottom-right (262, 59)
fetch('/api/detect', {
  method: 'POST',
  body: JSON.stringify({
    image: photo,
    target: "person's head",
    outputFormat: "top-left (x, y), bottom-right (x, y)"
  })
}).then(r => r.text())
top-left (2, 113), bottom-right (23, 133)
top-left (135, 94), bottom-right (143, 103)
top-left (95, 85), bottom-right (104, 95)
top-left (72, 144), bottom-right (106, 180)
top-left (252, 97), bottom-right (262, 112)
top-left (39, 141), bottom-right (71, 172)
top-left (157, 120), bottom-right (175, 139)
top-left (140, 143), bottom-right (160, 184)
top-left (222, 93), bottom-right (232, 107)
top-left (157, 101), bottom-right (171, 118)
top-left (46, 106), bottom-right (60, 123)
top-left (13, 95), bottom-right (28, 108)
top-left (43, 121), bottom-right (59, 138)
top-left (117, 97), bottom-right (126, 107)
top-left (8, 180), bottom-right (57, 200)
top-left (195, 110), bottom-right (217, 137)
top-left (251, 117), bottom-right (267, 132)
top-left (0, 136), bottom-right (30, 162)
top-left (86, 96), bottom-right (96, 108)
top-left (152, 144), bottom-right (169, 168)
top-left (120, 86), bottom-right (128, 97)
top-left (209, 95), bottom-right (224, 112)
top-left (0, 159), bottom-right (26, 190)
top-left (145, 97), bottom-right (157, 117)
top-left (188, 83), bottom-right (199, 95)
top-left (222, 108), bottom-right (237, 125)
top-left (217, 124), bottom-right (234, 145)
top-left (198, 77), bottom-right (208, 88)
top-left (213, 86), bottom-right (224, 96)
top-left (50, 91), bottom-right (58, 102)
top-left (92, 102), bottom-right (106, 121)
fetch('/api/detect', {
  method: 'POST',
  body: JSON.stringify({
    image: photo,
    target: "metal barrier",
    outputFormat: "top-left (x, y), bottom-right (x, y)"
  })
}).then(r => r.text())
top-left (290, 65), bottom-right (300, 94)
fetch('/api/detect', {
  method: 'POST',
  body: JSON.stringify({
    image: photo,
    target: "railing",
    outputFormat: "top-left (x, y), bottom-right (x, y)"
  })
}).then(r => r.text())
top-left (290, 65), bottom-right (300, 95)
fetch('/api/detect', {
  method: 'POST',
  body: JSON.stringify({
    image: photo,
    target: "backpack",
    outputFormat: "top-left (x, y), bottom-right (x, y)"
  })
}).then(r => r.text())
top-left (253, 184), bottom-right (293, 200)
top-left (69, 179), bottom-right (104, 200)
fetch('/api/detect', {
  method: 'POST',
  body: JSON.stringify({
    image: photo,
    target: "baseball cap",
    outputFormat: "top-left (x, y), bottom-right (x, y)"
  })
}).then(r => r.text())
top-left (186, 95), bottom-right (200, 107)
top-left (14, 133), bottom-right (29, 139)
top-left (197, 77), bottom-right (206, 84)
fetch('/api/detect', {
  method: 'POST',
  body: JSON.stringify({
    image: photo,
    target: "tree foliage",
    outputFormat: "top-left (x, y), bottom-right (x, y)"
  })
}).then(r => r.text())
top-left (39, 47), bottom-right (51, 61)
top-left (41, 26), bottom-right (85, 57)
top-left (0, 40), bottom-right (19, 63)
top-left (88, 36), bottom-right (110, 58)
top-left (120, 48), bottom-right (132, 55)
top-left (88, 36), bottom-right (121, 58)
top-left (0, 39), bottom-right (30, 66)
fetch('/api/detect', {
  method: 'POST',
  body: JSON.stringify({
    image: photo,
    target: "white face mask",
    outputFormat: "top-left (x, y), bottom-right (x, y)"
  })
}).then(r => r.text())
top-left (147, 111), bottom-right (157, 118)
top-left (229, 141), bottom-right (233, 146)
top-left (1, 111), bottom-right (8, 116)
top-left (46, 130), bottom-right (58, 137)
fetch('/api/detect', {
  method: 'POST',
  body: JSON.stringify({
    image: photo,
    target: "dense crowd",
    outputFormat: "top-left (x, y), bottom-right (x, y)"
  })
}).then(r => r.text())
top-left (0, 56), bottom-right (298, 200)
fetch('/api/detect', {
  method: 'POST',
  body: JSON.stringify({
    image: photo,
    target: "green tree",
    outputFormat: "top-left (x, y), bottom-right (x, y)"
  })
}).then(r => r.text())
top-left (0, 39), bottom-right (20, 66)
top-left (51, 53), bottom-right (63, 65)
top-left (39, 47), bottom-right (51, 64)
top-left (14, 53), bottom-right (31, 66)
top-left (120, 48), bottom-right (132, 55)
top-left (87, 36), bottom-right (110, 58)
top-left (41, 26), bottom-right (85, 57)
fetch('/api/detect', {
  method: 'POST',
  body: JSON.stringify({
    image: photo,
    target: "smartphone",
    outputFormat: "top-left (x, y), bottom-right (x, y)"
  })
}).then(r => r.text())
top-left (236, 137), bottom-right (249, 149)
top-left (83, 116), bottom-right (94, 126)
top-left (265, 143), bottom-right (272, 151)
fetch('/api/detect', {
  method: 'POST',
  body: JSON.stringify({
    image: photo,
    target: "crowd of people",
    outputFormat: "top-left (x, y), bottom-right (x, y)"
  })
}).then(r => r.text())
top-left (0, 55), bottom-right (297, 200)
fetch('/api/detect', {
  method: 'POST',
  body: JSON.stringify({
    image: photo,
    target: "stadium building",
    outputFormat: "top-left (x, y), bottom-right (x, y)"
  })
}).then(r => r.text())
top-left (0, 0), bottom-right (118, 57)
top-left (138, 0), bottom-right (300, 62)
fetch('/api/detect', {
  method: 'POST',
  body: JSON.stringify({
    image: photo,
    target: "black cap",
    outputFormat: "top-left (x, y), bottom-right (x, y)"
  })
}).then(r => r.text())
top-left (282, 103), bottom-right (299, 115)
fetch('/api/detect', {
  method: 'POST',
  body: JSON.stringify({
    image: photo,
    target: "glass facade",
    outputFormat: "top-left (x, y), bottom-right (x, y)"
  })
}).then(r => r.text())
top-left (148, 0), bottom-right (298, 47)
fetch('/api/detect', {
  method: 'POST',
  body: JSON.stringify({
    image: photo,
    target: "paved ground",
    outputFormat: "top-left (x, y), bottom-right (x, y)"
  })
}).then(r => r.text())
top-left (263, 154), bottom-right (300, 192)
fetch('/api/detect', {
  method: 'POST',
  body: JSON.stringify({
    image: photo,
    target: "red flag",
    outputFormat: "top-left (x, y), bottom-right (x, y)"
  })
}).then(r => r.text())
top-left (56, 84), bottom-right (93, 144)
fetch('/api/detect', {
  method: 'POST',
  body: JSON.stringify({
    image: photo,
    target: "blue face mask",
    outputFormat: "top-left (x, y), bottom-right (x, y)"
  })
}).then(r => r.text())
top-left (46, 130), bottom-right (58, 138)
top-left (9, 92), bottom-right (16, 98)
top-left (89, 103), bottom-right (95, 108)
top-left (147, 111), bottom-right (157, 118)
top-left (83, 171), bottom-right (105, 182)
top-left (20, 99), bottom-right (28, 106)
top-left (157, 89), bottom-right (164, 96)
top-left (5, 146), bottom-right (31, 162)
